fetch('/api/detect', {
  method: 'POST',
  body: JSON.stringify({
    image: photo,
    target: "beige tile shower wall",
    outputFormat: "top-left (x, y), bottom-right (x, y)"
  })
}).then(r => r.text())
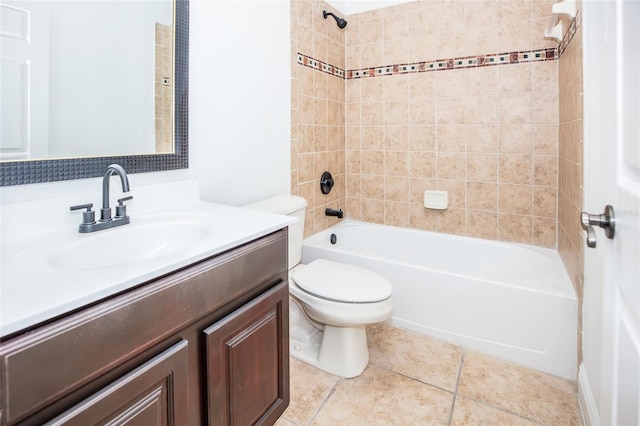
top-left (155, 23), bottom-right (173, 153)
top-left (291, 1), bottom-right (346, 238)
top-left (344, 0), bottom-right (559, 246)
top-left (558, 12), bottom-right (584, 362)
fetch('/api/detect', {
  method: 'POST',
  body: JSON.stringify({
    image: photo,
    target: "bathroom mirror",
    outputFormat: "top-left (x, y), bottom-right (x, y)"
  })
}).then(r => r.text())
top-left (0, 0), bottom-right (188, 186)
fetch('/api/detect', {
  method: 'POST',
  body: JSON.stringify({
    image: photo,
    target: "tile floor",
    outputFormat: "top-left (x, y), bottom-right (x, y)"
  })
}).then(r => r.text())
top-left (276, 324), bottom-right (582, 426)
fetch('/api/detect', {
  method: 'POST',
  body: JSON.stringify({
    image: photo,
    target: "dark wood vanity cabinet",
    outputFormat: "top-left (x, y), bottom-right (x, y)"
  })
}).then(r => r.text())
top-left (204, 283), bottom-right (289, 426)
top-left (0, 229), bottom-right (290, 426)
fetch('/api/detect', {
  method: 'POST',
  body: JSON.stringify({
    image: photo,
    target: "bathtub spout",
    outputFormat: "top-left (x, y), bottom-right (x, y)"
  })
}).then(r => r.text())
top-left (325, 208), bottom-right (343, 219)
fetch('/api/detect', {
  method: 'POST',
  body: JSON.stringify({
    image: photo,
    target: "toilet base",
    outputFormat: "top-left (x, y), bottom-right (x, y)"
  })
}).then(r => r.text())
top-left (289, 299), bottom-right (370, 378)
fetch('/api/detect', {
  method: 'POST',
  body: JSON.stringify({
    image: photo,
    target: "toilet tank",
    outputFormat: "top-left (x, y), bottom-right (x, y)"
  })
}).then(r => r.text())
top-left (244, 195), bottom-right (307, 270)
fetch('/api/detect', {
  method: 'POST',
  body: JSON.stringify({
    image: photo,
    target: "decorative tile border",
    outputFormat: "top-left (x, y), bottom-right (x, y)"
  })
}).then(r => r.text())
top-left (345, 48), bottom-right (557, 79)
top-left (297, 11), bottom-right (580, 81)
top-left (299, 47), bottom-right (557, 81)
top-left (297, 53), bottom-right (345, 78)
top-left (558, 9), bottom-right (580, 57)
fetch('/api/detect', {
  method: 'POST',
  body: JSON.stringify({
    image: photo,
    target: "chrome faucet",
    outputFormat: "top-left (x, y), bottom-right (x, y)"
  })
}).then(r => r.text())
top-left (70, 164), bottom-right (133, 233)
top-left (100, 164), bottom-right (130, 221)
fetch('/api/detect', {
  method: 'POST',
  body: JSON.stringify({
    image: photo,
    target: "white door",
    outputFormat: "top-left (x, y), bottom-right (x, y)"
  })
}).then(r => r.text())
top-left (0, 1), bottom-right (49, 159)
top-left (583, 0), bottom-right (640, 425)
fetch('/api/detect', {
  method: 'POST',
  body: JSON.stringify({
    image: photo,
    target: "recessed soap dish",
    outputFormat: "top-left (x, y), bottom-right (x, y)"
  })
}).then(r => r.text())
top-left (424, 190), bottom-right (448, 210)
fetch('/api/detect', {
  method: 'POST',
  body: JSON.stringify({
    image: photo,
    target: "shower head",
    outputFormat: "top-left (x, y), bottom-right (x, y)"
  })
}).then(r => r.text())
top-left (323, 10), bottom-right (347, 29)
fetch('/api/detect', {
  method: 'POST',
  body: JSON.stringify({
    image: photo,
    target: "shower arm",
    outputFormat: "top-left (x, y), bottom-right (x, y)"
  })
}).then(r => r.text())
top-left (323, 10), bottom-right (347, 29)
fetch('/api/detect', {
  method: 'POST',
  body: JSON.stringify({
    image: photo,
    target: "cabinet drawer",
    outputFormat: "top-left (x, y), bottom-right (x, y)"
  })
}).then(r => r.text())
top-left (0, 229), bottom-right (287, 425)
top-left (46, 340), bottom-right (189, 426)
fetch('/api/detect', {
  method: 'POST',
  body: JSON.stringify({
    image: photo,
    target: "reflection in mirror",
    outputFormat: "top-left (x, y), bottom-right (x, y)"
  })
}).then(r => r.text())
top-left (0, 0), bottom-right (188, 186)
top-left (1, 0), bottom-right (173, 160)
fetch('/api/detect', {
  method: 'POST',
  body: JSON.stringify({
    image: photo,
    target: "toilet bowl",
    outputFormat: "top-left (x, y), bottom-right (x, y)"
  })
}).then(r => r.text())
top-left (244, 195), bottom-right (393, 378)
top-left (289, 260), bottom-right (393, 378)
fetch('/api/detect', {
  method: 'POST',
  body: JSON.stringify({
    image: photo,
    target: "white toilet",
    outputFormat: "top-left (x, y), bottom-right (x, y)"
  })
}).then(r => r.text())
top-left (245, 195), bottom-right (393, 378)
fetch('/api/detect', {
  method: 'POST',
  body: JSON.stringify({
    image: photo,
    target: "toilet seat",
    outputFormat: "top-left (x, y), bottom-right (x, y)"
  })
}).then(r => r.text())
top-left (291, 259), bottom-right (392, 303)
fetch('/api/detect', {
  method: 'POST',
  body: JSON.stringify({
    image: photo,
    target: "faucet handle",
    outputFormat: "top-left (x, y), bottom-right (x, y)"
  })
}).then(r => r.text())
top-left (115, 196), bottom-right (133, 218)
top-left (70, 203), bottom-right (96, 225)
top-left (70, 203), bottom-right (93, 211)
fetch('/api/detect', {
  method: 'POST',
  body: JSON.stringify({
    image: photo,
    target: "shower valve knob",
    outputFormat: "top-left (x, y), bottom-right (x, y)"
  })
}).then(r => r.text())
top-left (320, 171), bottom-right (334, 195)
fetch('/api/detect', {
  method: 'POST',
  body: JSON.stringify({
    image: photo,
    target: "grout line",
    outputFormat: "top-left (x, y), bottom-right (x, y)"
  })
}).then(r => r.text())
top-left (449, 348), bottom-right (562, 426)
top-left (368, 361), bottom-right (457, 396)
top-left (457, 394), bottom-right (548, 426)
top-left (447, 350), bottom-right (466, 426)
top-left (306, 379), bottom-right (341, 425)
top-left (279, 415), bottom-right (301, 426)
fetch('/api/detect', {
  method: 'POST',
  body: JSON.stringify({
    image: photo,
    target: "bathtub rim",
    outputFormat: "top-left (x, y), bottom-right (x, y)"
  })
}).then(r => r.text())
top-left (302, 219), bottom-right (576, 300)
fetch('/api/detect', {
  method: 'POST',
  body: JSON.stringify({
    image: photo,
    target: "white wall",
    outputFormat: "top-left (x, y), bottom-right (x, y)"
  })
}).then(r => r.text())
top-left (324, 0), bottom-right (414, 16)
top-left (189, 0), bottom-right (291, 206)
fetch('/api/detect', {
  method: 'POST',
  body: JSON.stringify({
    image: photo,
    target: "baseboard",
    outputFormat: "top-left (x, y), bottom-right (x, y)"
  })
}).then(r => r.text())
top-left (578, 363), bottom-right (601, 426)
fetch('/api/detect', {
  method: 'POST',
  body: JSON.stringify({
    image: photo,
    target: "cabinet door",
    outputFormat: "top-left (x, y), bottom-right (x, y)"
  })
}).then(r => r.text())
top-left (45, 340), bottom-right (189, 426)
top-left (204, 282), bottom-right (289, 426)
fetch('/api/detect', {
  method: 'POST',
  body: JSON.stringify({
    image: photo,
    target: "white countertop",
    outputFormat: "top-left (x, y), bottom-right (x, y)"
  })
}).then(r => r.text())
top-left (0, 181), bottom-right (293, 338)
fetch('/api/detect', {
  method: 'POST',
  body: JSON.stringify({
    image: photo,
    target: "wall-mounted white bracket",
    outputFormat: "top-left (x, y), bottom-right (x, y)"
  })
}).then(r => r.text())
top-left (544, 0), bottom-right (576, 43)
top-left (552, 0), bottom-right (576, 19)
top-left (544, 18), bottom-right (564, 43)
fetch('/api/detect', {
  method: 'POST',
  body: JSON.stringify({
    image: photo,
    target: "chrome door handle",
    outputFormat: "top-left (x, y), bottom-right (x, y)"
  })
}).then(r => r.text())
top-left (581, 205), bottom-right (615, 248)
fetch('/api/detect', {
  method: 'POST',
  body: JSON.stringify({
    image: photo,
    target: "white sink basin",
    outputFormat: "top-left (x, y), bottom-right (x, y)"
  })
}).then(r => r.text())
top-left (1, 197), bottom-right (295, 338)
top-left (9, 213), bottom-right (215, 271)
top-left (50, 221), bottom-right (210, 270)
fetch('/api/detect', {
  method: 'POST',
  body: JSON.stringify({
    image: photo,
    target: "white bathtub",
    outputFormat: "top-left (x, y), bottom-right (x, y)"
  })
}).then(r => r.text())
top-left (301, 220), bottom-right (577, 380)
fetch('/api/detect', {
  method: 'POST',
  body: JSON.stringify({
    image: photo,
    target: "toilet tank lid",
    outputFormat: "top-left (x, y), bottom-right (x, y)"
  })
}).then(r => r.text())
top-left (244, 194), bottom-right (307, 215)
